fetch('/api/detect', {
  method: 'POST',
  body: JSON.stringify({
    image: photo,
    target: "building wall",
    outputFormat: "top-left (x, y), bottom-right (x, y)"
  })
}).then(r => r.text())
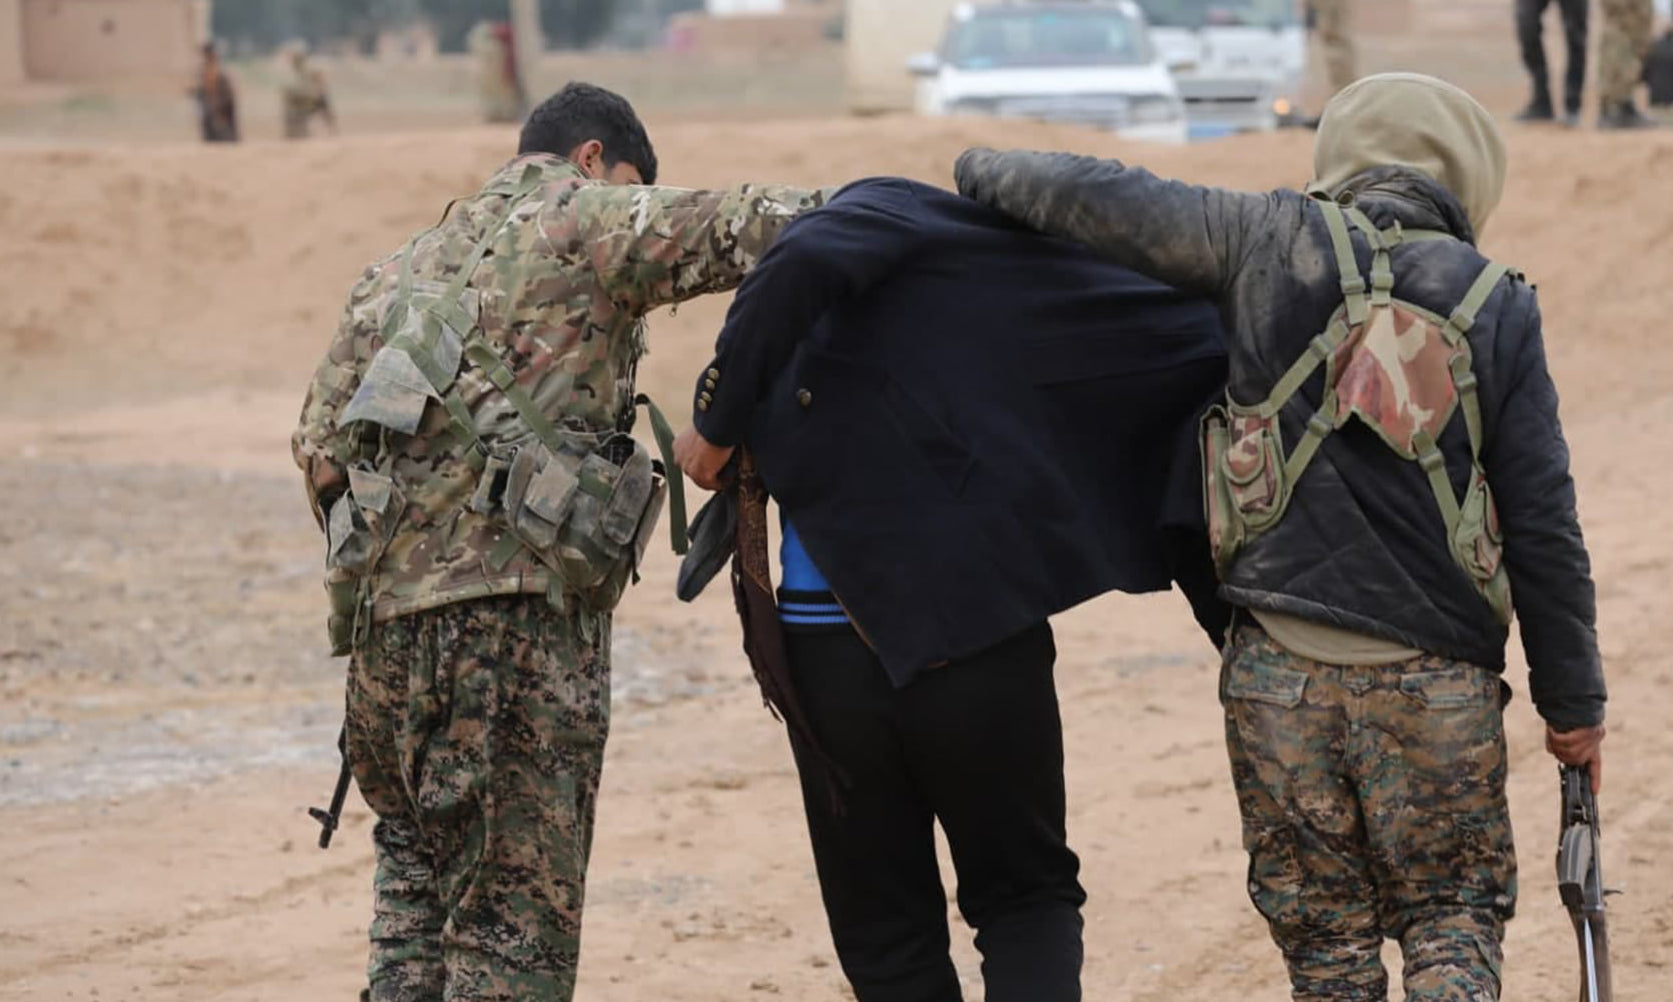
top-left (0, 0), bottom-right (24, 85)
top-left (844, 0), bottom-right (962, 113)
top-left (21, 0), bottom-right (201, 82)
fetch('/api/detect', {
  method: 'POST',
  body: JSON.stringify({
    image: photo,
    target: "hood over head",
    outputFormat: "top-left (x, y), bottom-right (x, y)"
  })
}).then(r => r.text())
top-left (1312, 73), bottom-right (1506, 238)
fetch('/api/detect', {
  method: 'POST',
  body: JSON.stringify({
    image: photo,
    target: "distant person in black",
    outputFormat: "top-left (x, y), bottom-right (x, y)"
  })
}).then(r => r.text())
top-left (1515, 0), bottom-right (1588, 124)
top-left (674, 178), bottom-right (1228, 1002)
top-left (192, 42), bottom-right (238, 143)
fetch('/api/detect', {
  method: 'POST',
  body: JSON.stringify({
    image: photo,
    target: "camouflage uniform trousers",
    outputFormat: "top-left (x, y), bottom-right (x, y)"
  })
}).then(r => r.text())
top-left (346, 593), bottom-right (612, 1002)
top-left (1220, 624), bottom-right (1517, 1001)
top-left (1599, 0), bottom-right (1655, 104)
top-left (1313, 0), bottom-right (1358, 95)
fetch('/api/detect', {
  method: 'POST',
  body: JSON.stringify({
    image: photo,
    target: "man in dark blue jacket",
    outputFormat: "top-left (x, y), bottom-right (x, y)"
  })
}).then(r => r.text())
top-left (674, 177), bottom-right (1228, 1002)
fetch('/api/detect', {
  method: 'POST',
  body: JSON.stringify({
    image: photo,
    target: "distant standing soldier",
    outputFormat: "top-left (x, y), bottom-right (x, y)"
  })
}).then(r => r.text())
top-left (282, 45), bottom-right (337, 139)
top-left (292, 82), bottom-right (825, 1002)
top-left (1514, 0), bottom-right (1587, 125)
top-left (1311, 0), bottom-right (1357, 96)
top-left (468, 20), bottom-right (528, 124)
top-left (192, 42), bottom-right (238, 143)
top-left (1598, 0), bottom-right (1658, 127)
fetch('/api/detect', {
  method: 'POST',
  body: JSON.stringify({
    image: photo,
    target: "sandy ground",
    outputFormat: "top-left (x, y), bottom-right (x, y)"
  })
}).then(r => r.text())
top-left (4, 24), bottom-right (1673, 1002)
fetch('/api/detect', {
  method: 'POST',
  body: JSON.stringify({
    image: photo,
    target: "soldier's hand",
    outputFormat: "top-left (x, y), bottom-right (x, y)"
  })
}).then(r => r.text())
top-left (1547, 723), bottom-right (1605, 794)
top-left (675, 426), bottom-right (735, 492)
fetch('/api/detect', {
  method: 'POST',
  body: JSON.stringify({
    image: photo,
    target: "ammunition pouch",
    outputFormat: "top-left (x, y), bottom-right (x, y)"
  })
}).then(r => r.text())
top-left (1453, 467), bottom-right (1513, 626)
top-left (323, 468), bottom-right (405, 655)
top-left (473, 431), bottom-right (667, 612)
top-left (1202, 405), bottom-right (1295, 576)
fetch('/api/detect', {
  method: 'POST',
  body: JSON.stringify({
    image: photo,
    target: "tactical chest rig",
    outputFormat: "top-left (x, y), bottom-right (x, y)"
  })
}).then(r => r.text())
top-left (323, 167), bottom-right (687, 655)
top-left (1202, 193), bottom-right (1514, 626)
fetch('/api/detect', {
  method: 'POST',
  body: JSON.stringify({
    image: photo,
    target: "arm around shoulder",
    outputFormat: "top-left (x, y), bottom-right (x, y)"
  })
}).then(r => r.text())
top-left (573, 182), bottom-right (831, 313)
top-left (954, 147), bottom-right (1274, 297)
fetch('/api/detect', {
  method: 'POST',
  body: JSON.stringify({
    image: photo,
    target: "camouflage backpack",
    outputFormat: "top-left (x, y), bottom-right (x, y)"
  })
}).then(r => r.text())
top-left (1201, 193), bottom-right (1514, 625)
top-left (323, 166), bottom-right (687, 653)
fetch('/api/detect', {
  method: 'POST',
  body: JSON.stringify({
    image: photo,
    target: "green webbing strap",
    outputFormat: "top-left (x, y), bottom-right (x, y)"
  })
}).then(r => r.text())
top-left (1440, 260), bottom-right (1509, 459)
top-left (462, 339), bottom-right (566, 454)
top-left (1442, 262), bottom-right (1511, 344)
top-left (444, 224), bottom-right (504, 304)
top-left (395, 236), bottom-right (419, 301)
top-left (1415, 431), bottom-right (1464, 538)
top-left (634, 393), bottom-right (690, 556)
top-left (444, 164), bottom-right (546, 302)
top-left (442, 391), bottom-right (484, 455)
top-left (1283, 393), bottom-right (1340, 485)
top-left (1394, 228), bottom-right (1453, 245)
top-left (1258, 328), bottom-right (1343, 419)
top-left (1344, 207), bottom-right (1395, 306)
top-left (1318, 199), bottom-right (1369, 327)
top-left (1451, 357), bottom-right (1484, 462)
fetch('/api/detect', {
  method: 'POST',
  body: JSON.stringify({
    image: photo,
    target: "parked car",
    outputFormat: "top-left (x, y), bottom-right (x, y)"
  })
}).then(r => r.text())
top-left (909, 1), bottom-right (1189, 144)
top-left (1138, 0), bottom-right (1307, 137)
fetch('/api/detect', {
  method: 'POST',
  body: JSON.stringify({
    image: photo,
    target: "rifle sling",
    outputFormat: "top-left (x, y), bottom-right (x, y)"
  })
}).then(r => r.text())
top-left (731, 449), bottom-right (848, 812)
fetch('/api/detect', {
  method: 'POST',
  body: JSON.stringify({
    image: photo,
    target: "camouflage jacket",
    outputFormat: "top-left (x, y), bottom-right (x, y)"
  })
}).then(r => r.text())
top-left (957, 152), bottom-right (1604, 728)
top-left (293, 155), bottom-right (824, 623)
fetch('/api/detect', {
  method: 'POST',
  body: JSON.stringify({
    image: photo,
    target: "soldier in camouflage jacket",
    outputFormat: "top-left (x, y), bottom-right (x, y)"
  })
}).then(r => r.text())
top-left (292, 83), bottom-right (825, 1002)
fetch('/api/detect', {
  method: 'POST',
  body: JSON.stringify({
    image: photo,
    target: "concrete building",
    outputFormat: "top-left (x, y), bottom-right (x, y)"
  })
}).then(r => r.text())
top-left (0, 0), bottom-right (207, 85)
top-left (0, 0), bottom-right (25, 85)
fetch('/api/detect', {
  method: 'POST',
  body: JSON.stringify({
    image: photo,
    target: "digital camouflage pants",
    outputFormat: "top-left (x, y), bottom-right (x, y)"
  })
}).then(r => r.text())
top-left (1221, 624), bottom-right (1516, 1002)
top-left (346, 594), bottom-right (611, 1002)
top-left (1599, 0), bottom-right (1655, 104)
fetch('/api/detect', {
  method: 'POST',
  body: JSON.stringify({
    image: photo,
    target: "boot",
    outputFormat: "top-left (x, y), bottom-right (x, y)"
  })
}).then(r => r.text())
top-left (1598, 101), bottom-right (1658, 130)
top-left (1515, 93), bottom-right (1555, 122)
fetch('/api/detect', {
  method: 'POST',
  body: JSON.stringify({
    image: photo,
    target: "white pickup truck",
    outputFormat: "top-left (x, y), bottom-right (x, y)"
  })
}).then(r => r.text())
top-left (909, 1), bottom-right (1190, 145)
top-left (1138, 0), bottom-right (1308, 137)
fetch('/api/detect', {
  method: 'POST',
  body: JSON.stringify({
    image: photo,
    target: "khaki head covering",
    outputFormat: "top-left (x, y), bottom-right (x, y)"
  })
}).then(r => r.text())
top-left (1312, 73), bottom-right (1507, 238)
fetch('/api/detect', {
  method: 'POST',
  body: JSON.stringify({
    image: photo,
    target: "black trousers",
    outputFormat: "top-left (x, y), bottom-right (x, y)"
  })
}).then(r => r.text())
top-left (783, 622), bottom-right (1085, 1002)
top-left (1517, 0), bottom-right (1588, 112)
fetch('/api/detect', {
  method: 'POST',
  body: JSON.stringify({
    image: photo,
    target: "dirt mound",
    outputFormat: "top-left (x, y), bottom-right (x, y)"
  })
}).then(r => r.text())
top-left (4, 118), bottom-right (1669, 423)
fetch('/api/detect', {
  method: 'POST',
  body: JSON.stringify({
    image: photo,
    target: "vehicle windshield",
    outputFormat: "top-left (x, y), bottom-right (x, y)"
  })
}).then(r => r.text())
top-left (1137, 0), bottom-right (1299, 29)
top-left (944, 8), bottom-right (1151, 70)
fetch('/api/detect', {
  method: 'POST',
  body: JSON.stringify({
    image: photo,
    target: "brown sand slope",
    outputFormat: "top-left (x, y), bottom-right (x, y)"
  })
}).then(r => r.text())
top-left (1, 117), bottom-right (1670, 1000)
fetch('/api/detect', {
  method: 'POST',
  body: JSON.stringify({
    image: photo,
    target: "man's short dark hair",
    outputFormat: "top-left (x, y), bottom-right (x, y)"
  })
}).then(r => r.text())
top-left (518, 82), bottom-right (658, 184)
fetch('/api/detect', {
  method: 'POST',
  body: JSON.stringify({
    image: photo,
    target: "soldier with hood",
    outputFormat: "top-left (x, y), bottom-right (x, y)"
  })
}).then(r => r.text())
top-left (955, 74), bottom-right (1608, 1000)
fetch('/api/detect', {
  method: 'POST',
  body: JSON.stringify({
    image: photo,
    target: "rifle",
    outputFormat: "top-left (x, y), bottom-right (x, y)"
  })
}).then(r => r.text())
top-left (308, 726), bottom-right (353, 849)
top-left (1557, 764), bottom-right (1612, 1002)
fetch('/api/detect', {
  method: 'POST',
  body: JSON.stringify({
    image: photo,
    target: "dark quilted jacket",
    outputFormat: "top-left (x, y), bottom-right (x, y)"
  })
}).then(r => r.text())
top-left (956, 151), bottom-right (1604, 728)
